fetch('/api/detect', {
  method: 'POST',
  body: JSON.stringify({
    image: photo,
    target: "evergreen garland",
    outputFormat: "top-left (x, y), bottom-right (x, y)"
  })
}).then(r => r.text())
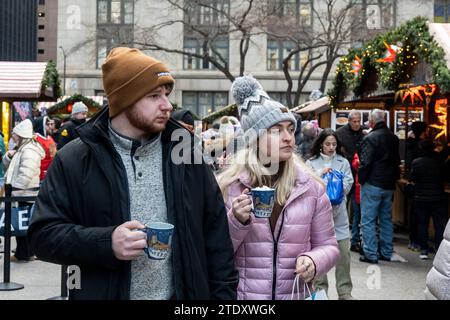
top-left (47, 94), bottom-right (103, 115)
top-left (328, 16), bottom-right (450, 106)
top-left (41, 60), bottom-right (62, 99)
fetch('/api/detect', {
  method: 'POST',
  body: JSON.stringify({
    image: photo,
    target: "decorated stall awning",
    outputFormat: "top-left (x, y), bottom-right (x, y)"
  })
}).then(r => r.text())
top-left (328, 17), bottom-right (450, 107)
top-left (294, 97), bottom-right (330, 114)
top-left (0, 61), bottom-right (61, 101)
top-left (36, 95), bottom-right (104, 111)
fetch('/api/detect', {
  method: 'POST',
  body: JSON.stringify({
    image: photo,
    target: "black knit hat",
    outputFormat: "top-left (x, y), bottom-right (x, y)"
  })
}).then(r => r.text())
top-left (411, 121), bottom-right (427, 138)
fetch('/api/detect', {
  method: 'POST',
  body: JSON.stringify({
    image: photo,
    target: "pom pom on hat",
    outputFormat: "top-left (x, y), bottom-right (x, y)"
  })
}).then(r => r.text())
top-left (230, 75), bottom-right (296, 143)
top-left (231, 76), bottom-right (264, 106)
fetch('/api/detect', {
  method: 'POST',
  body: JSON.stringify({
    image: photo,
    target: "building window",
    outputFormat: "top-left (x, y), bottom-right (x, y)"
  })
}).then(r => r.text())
top-left (270, 0), bottom-right (312, 26)
top-left (38, 25), bottom-right (45, 30)
top-left (267, 92), bottom-right (302, 107)
top-left (182, 92), bottom-right (229, 118)
top-left (183, 38), bottom-right (229, 70)
top-left (38, 49), bottom-right (45, 54)
top-left (96, 0), bottom-right (134, 68)
top-left (351, 0), bottom-right (396, 40)
top-left (38, 37), bottom-right (45, 42)
top-left (267, 39), bottom-right (309, 71)
top-left (39, 0), bottom-right (46, 5)
top-left (183, 1), bottom-right (230, 70)
top-left (435, 0), bottom-right (450, 22)
top-left (185, 0), bottom-right (230, 26)
top-left (38, 12), bottom-right (45, 17)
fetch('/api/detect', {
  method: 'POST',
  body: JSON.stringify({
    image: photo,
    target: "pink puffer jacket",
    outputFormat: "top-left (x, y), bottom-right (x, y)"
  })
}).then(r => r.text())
top-left (225, 164), bottom-right (339, 300)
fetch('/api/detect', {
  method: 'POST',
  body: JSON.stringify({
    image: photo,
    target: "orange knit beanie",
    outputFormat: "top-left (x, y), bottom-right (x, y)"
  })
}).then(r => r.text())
top-left (102, 47), bottom-right (175, 118)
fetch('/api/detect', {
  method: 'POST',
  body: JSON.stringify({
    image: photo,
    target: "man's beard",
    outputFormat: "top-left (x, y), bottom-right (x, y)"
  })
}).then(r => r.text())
top-left (125, 107), bottom-right (167, 133)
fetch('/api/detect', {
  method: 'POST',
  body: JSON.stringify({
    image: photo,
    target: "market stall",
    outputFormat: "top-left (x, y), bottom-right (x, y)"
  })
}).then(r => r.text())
top-left (327, 17), bottom-right (450, 228)
top-left (0, 61), bottom-right (61, 147)
top-left (329, 17), bottom-right (450, 145)
top-left (292, 96), bottom-right (331, 127)
top-left (36, 94), bottom-right (104, 120)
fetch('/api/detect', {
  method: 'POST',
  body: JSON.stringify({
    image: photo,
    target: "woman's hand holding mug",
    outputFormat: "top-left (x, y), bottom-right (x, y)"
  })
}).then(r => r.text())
top-left (232, 188), bottom-right (253, 225)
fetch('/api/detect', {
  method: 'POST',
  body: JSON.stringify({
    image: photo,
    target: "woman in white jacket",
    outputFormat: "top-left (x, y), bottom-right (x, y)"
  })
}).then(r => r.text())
top-left (425, 220), bottom-right (450, 299)
top-left (3, 119), bottom-right (44, 262)
top-left (306, 128), bottom-right (355, 300)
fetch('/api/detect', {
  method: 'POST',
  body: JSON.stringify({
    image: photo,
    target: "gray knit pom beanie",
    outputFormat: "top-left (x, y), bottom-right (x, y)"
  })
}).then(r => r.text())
top-left (231, 75), bottom-right (296, 143)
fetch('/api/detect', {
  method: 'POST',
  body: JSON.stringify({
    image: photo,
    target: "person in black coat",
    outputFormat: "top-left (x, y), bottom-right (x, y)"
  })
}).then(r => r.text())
top-left (405, 121), bottom-right (428, 252)
top-left (336, 110), bottom-right (366, 253)
top-left (410, 140), bottom-right (449, 259)
top-left (28, 47), bottom-right (238, 300)
top-left (56, 102), bottom-right (88, 150)
top-left (359, 109), bottom-right (400, 263)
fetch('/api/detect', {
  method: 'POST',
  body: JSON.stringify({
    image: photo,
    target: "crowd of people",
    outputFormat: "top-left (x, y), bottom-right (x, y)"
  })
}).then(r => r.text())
top-left (0, 47), bottom-right (449, 300)
top-left (0, 101), bottom-right (90, 262)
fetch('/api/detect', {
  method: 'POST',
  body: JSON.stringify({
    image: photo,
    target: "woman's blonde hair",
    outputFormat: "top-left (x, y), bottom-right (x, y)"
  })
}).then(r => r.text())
top-left (217, 143), bottom-right (316, 206)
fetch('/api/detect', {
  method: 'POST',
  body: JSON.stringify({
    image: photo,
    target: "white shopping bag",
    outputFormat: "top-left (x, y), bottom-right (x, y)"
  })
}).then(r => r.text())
top-left (291, 274), bottom-right (329, 300)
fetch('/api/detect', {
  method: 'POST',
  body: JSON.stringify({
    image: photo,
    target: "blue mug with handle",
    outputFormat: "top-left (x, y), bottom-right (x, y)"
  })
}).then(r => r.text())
top-left (140, 222), bottom-right (174, 260)
top-left (250, 187), bottom-right (276, 218)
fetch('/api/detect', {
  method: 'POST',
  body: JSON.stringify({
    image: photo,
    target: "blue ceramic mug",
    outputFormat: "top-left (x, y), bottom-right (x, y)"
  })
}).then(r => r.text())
top-left (251, 187), bottom-right (275, 218)
top-left (140, 222), bottom-right (174, 260)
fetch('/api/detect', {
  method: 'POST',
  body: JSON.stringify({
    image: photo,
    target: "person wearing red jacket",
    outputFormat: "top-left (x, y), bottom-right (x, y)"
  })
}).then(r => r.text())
top-left (33, 116), bottom-right (56, 181)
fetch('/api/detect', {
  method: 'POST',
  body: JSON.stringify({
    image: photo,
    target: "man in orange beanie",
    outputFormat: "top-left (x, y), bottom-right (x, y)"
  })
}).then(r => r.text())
top-left (29, 47), bottom-right (238, 300)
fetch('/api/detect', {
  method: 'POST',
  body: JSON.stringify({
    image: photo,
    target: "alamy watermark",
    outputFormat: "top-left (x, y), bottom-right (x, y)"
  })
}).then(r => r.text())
top-left (366, 265), bottom-right (381, 290)
top-left (67, 265), bottom-right (81, 290)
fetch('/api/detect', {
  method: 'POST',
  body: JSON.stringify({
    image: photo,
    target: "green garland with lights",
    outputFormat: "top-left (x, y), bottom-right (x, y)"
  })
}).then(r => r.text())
top-left (41, 60), bottom-right (62, 99)
top-left (328, 16), bottom-right (450, 107)
top-left (47, 94), bottom-right (103, 116)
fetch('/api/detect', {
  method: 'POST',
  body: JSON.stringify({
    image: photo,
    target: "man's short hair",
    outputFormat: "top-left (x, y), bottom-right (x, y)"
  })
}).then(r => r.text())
top-left (348, 110), bottom-right (362, 120)
top-left (370, 109), bottom-right (385, 123)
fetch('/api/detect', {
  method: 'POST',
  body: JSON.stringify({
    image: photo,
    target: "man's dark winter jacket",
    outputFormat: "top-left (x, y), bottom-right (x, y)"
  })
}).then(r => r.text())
top-left (28, 107), bottom-right (239, 300)
top-left (359, 122), bottom-right (400, 190)
top-left (410, 152), bottom-right (446, 202)
top-left (335, 124), bottom-right (365, 163)
top-left (56, 118), bottom-right (85, 150)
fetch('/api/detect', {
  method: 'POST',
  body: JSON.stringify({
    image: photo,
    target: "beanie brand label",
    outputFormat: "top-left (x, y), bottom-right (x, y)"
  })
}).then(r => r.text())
top-left (157, 72), bottom-right (171, 77)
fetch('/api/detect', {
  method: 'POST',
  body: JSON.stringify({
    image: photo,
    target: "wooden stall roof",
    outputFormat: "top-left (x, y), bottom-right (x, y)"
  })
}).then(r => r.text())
top-left (0, 61), bottom-right (59, 101)
top-left (293, 97), bottom-right (330, 114)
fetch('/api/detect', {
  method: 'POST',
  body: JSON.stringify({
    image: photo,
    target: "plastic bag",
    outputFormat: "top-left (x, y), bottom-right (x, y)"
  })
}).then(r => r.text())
top-left (291, 274), bottom-right (329, 300)
top-left (322, 170), bottom-right (344, 206)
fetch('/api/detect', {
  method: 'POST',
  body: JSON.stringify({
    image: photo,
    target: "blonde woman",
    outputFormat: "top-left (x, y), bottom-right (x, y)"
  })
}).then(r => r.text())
top-left (217, 76), bottom-right (339, 300)
top-left (3, 119), bottom-right (44, 262)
